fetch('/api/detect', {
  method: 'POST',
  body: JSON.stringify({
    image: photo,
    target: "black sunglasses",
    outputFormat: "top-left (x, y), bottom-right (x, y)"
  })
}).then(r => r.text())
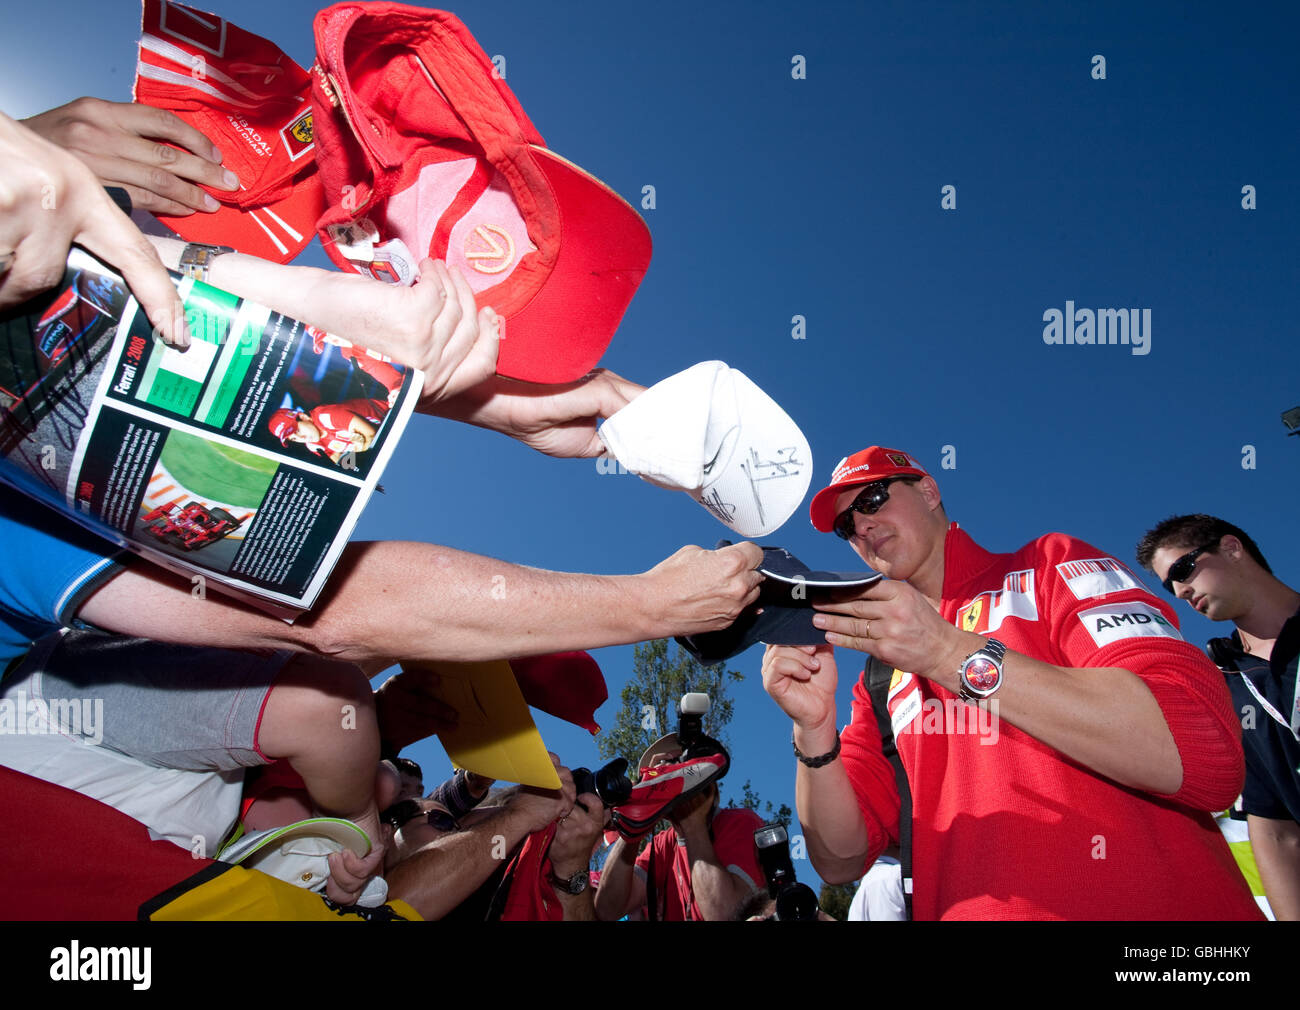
top-left (833, 477), bottom-right (911, 540)
top-left (1162, 542), bottom-right (1217, 594)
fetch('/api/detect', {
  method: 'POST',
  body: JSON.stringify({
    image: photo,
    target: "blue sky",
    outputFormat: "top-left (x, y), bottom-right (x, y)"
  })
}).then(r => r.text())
top-left (8, 0), bottom-right (1299, 894)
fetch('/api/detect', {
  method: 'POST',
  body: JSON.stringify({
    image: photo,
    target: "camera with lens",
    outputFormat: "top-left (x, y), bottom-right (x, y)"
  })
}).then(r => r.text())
top-left (569, 757), bottom-right (633, 807)
top-left (754, 822), bottom-right (819, 921)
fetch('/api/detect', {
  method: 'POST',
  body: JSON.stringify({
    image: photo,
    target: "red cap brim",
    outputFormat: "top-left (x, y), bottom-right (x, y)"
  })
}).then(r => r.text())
top-left (493, 147), bottom-right (651, 384)
top-left (809, 481), bottom-right (868, 532)
top-left (156, 170), bottom-right (325, 264)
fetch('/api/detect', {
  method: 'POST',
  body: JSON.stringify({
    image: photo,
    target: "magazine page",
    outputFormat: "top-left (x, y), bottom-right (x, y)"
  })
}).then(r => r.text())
top-left (0, 247), bottom-right (422, 616)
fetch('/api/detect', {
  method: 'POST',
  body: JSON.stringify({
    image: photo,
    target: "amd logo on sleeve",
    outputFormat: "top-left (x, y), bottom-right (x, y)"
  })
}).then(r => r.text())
top-left (1077, 601), bottom-right (1183, 648)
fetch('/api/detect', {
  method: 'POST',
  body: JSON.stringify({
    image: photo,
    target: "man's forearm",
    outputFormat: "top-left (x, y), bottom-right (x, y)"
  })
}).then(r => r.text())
top-left (1248, 814), bottom-right (1300, 920)
top-left (916, 630), bottom-right (1201, 799)
top-left (386, 805), bottom-right (532, 920)
top-left (146, 235), bottom-right (405, 356)
top-left (679, 826), bottom-right (756, 920)
top-left (792, 718), bottom-right (877, 885)
top-left (593, 836), bottom-right (641, 921)
top-left (81, 540), bottom-right (679, 667)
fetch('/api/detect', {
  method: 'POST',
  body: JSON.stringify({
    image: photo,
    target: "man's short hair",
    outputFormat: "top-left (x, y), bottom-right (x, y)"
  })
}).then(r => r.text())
top-left (381, 798), bottom-right (424, 829)
top-left (392, 756), bottom-right (423, 781)
top-left (1135, 514), bottom-right (1273, 575)
top-left (734, 886), bottom-right (775, 921)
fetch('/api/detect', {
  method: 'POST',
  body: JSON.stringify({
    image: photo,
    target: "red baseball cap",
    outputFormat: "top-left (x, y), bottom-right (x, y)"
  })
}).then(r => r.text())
top-left (310, 3), bottom-right (652, 383)
top-left (808, 446), bottom-right (930, 532)
top-left (267, 407), bottom-right (299, 445)
top-left (134, 0), bottom-right (325, 263)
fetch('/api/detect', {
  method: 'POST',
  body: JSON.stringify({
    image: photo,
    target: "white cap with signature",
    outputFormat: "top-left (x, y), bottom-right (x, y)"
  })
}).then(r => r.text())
top-left (598, 361), bottom-right (812, 537)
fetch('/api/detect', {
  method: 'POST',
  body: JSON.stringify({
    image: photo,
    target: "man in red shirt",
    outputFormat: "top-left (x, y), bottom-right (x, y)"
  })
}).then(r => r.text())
top-left (594, 764), bottom-right (765, 922)
top-left (268, 397), bottom-right (389, 467)
top-left (761, 445), bottom-right (1260, 920)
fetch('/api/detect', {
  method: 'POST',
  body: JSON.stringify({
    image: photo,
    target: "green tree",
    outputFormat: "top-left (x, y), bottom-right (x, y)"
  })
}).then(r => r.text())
top-left (728, 777), bottom-right (793, 825)
top-left (595, 639), bottom-right (744, 767)
top-left (818, 881), bottom-right (857, 921)
top-left (595, 639), bottom-right (793, 829)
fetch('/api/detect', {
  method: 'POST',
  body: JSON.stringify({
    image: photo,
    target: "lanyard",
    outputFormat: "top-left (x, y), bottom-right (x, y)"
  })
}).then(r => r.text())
top-left (1236, 661), bottom-right (1300, 743)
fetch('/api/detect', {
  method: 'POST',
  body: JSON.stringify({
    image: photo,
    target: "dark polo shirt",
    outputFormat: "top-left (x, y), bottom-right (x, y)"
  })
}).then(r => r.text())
top-left (1209, 609), bottom-right (1300, 821)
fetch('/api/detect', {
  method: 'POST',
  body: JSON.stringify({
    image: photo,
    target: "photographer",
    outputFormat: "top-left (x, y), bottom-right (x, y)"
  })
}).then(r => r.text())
top-left (385, 754), bottom-right (616, 921)
top-left (594, 756), bottom-right (764, 922)
top-left (384, 755), bottom-right (573, 920)
top-left (495, 780), bottom-right (611, 922)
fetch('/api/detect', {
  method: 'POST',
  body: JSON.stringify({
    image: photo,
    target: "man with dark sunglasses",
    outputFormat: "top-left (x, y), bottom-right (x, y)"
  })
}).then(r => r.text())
top-left (759, 446), bottom-right (1259, 919)
top-left (1137, 515), bottom-right (1300, 920)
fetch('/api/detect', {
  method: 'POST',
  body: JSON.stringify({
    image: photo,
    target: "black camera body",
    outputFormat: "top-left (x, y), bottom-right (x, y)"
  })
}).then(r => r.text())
top-left (570, 757), bottom-right (633, 807)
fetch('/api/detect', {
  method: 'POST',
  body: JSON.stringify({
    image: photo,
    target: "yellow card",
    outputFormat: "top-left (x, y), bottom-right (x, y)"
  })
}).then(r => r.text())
top-left (407, 660), bottom-right (561, 790)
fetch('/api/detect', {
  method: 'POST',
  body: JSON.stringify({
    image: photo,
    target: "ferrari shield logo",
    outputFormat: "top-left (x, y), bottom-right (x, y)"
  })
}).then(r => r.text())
top-left (956, 571), bottom-right (1038, 635)
top-left (280, 109), bottom-right (314, 161)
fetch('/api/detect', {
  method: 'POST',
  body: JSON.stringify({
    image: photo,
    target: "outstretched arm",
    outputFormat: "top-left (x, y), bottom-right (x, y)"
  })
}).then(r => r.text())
top-left (79, 539), bottom-right (765, 668)
top-left (145, 236), bottom-right (642, 457)
top-left (387, 761), bottom-right (575, 920)
top-left (145, 235), bottom-right (500, 409)
top-left (424, 369), bottom-right (645, 458)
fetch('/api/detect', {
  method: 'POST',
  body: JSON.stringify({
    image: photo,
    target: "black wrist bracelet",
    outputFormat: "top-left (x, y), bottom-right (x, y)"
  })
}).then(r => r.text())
top-left (793, 731), bottom-right (841, 768)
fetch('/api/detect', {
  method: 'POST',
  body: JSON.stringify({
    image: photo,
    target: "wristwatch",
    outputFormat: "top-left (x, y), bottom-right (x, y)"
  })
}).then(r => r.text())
top-left (958, 638), bottom-right (1007, 701)
top-left (548, 867), bottom-right (590, 895)
top-left (179, 242), bottom-right (235, 284)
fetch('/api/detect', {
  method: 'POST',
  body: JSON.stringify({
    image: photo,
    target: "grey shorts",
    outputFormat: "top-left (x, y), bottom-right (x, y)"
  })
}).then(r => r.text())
top-left (5, 629), bottom-right (293, 771)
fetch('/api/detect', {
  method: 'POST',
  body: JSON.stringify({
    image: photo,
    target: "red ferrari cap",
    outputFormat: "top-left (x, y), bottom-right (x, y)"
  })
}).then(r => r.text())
top-left (311, 3), bottom-right (652, 383)
top-left (134, 0), bottom-right (325, 262)
top-left (808, 446), bottom-right (930, 532)
top-left (267, 407), bottom-right (298, 445)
